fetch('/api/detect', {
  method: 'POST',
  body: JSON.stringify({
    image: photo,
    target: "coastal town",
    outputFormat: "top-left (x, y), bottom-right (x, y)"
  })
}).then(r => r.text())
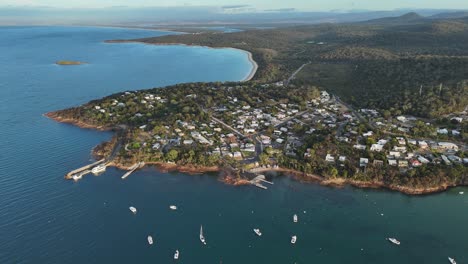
top-left (48, 80), bottom-right (467, 194)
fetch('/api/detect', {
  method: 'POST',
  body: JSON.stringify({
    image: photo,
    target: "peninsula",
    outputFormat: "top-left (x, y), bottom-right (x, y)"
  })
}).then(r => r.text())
top-left (48, 13), bottom-right (467, 194)
top-left (56, 60), bottom-right (86, 66)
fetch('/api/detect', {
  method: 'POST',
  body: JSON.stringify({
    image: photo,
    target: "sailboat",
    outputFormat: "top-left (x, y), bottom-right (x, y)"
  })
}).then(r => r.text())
top-left (200, 225), bottom-right (206, 245)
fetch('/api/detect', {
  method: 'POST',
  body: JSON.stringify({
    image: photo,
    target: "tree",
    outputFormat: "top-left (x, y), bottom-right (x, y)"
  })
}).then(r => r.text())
top-left (166, 149), bottom-right (179, 161)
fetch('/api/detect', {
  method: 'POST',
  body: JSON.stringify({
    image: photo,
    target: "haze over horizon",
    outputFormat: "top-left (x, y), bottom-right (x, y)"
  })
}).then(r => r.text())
top-left (0, 0), bottom-right (467, 25)
top-left (2, 0), bottom-right (468, 11)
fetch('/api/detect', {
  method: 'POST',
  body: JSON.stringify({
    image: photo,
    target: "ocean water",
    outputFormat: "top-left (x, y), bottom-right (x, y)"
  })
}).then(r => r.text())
top-left (0, 26), bottom-right (467, 264)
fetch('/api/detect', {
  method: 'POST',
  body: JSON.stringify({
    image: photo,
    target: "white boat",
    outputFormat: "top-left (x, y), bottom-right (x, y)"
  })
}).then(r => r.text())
top-left (459, 192), bottom-right (464, 195)
top-left (147, 235), bottom-right (153, 245)
top-left (293, 214), bottom-right (298, 223)
top-left (170, 205), bottom-right (177, 210)
top-left (200, 225), bottom-right (206, 245)
top-left (253, 228), bottom-right (262, 236)
top-left (291, 235), bottom-right (297, 244)
top-left (174, 250), bottom-right (179, 260)
top-left (129, 206), bottom-right (137, 214)
top-left (72, 174), bottom-right (82, 181)
top-left (387, 237), bottom-right (400, 245)
top-left (448, 257), bottom-right (457, 264)
top-left (91, 164), bottom-right (106, 174)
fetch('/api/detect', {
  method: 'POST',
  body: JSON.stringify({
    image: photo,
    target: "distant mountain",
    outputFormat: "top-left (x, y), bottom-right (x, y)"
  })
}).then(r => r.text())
top-left (430, 11), bottom-right (468, 19)
top-left (360, 12), bottom-right (426, 25)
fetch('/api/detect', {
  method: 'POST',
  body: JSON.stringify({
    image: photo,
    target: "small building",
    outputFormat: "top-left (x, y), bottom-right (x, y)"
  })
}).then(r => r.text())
top-left (353, 144), bottom-right (366, 150)
top-left (373, 160), bottom-right (384, 167)
top-left (418, 141), bottom-right (428, 149)
top-left (325, 154), bottom-right (335, 163)
top-left (398, 160), bottom-right (408, 168)
top-left (418, 156), bottom-right (430, 164)
top-left (437, 128), bottom-right (449, 135)
top-left (183, 139), bottom-right (194, 145)
top-left (370, 144), bottom-right (384, 152)
top-left (359, 158), bottom-right (369, 167)
top-left (411, 160), bottom-right (422, 167)
top-left (438, 142), bottom-right (459, 151)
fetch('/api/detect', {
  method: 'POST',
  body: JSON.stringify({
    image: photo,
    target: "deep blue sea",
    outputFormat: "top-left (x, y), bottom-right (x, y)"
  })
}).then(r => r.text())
top-left (0, 26), bottom-right (467, 264)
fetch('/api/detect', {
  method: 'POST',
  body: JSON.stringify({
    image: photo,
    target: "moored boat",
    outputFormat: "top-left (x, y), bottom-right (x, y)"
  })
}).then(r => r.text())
top-left (174, 249), bottom-right (179, 260)
top-left (91, 164), bottom-right (106, 174)
top-left (293, 214), bottom-right (298, 223)
top-left (170, 205), bottom-right (177, 210)
top-left (291, 235), bottom-right (297, 244)
top-left (147, 235), bottom-right (153, 245)
top-left (253, 228), bottom-right (262, 236)
top-left (387, 237), bottom-right (400, 245)
top-left (129, 206), bottom-right (137, 214)
top-left (448, 257), bottom-right (457, 264)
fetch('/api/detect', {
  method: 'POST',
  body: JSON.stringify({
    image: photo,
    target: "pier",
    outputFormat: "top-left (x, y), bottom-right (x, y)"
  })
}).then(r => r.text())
top-left (65, 159), bottom-right (106, 180)
top-left (250, 174), bottom-right (274, 190)
top-left (121, 162), bottom-right (145, 179)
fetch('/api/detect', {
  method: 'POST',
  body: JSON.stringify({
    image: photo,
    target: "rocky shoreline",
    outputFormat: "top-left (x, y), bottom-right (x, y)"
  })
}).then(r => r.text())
top-left (44, 112), bottom-right (112, 131)
top-left (46, 111), bottom-right (464, 195)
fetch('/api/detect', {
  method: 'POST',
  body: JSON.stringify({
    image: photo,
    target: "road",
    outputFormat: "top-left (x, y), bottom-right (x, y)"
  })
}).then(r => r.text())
top-left (210, 116), bottom-right (246, 138)
top-left (274, 110), bottom-right (309, 128)
top-left (285, 62), bottom-right (310, 86)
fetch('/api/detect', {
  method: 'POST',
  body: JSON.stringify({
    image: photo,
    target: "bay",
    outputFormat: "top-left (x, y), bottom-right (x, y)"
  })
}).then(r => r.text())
top-left (0, 26), bottom-right (466, 264)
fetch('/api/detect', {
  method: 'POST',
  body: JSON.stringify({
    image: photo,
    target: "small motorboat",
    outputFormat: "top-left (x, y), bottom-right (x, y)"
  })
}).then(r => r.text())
top-left (387, 237), bottom-right (400, 245)
top-left (129, 206), bottom-right (137, 214)
top-left (200, 225), bottom-right (206, 245)
top-left (291, 235), bottom-right (297, 244)
top-left (448, 257), bottom-right (457, 264)
top-left (72, 174), bottom-right (82, 181)
top-left (174, 249), bottom-right (179, 260)
top-left (459, 192), bottom-right (464, 195)
top-left (253, 228), bottom-right (262, 236)
top-left (170, 205), bottom-right (177, 210)
top-left (293, 214), bottom-right (298, 223)
top-left (147, 236), bottom-right (153, 245)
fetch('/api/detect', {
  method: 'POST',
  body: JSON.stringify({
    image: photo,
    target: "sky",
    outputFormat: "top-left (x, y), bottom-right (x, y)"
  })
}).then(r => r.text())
top-left (1, 0), bottom-right (467, 11)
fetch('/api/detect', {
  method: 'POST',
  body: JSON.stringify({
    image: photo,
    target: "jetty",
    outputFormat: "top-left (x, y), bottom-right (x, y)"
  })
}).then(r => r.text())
top-left (121, 162), bottom-right (145, 179)
top-left (250, 174), bottom-right (273, 190)
top-left (66, 159), bottom-right (106, 180)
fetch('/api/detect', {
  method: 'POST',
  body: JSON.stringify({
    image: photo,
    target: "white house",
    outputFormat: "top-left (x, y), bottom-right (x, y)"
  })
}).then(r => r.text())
top-left (437, 128), bottom-right (449, 135)
top-left (325, 154), bottom-right (335, 163)
top-left (370, 144), bottom-right (384, 152)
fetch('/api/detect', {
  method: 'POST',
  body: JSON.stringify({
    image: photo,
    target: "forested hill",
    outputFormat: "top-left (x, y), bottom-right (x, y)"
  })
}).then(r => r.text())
top-left (119, 13), bottom-right (468, 118)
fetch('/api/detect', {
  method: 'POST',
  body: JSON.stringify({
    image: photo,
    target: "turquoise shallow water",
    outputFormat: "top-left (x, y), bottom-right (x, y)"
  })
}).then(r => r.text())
top-left (0, 26), bottom-right (467, 264)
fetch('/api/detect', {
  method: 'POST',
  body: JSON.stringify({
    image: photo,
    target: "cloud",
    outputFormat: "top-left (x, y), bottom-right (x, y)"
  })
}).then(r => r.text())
top-left (264, 8), bottom-right (296, 12)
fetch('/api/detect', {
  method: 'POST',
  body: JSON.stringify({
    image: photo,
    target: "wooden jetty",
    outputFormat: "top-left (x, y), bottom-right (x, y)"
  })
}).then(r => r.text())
top-left (250, 174), bottom-right (273, 190)
top-left (121, 162), bottom-right (145, 179)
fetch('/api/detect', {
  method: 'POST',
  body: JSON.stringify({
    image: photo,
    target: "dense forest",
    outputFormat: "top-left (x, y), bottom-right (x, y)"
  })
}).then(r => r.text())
top-left (114, 13), bottom-right (468, 118)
